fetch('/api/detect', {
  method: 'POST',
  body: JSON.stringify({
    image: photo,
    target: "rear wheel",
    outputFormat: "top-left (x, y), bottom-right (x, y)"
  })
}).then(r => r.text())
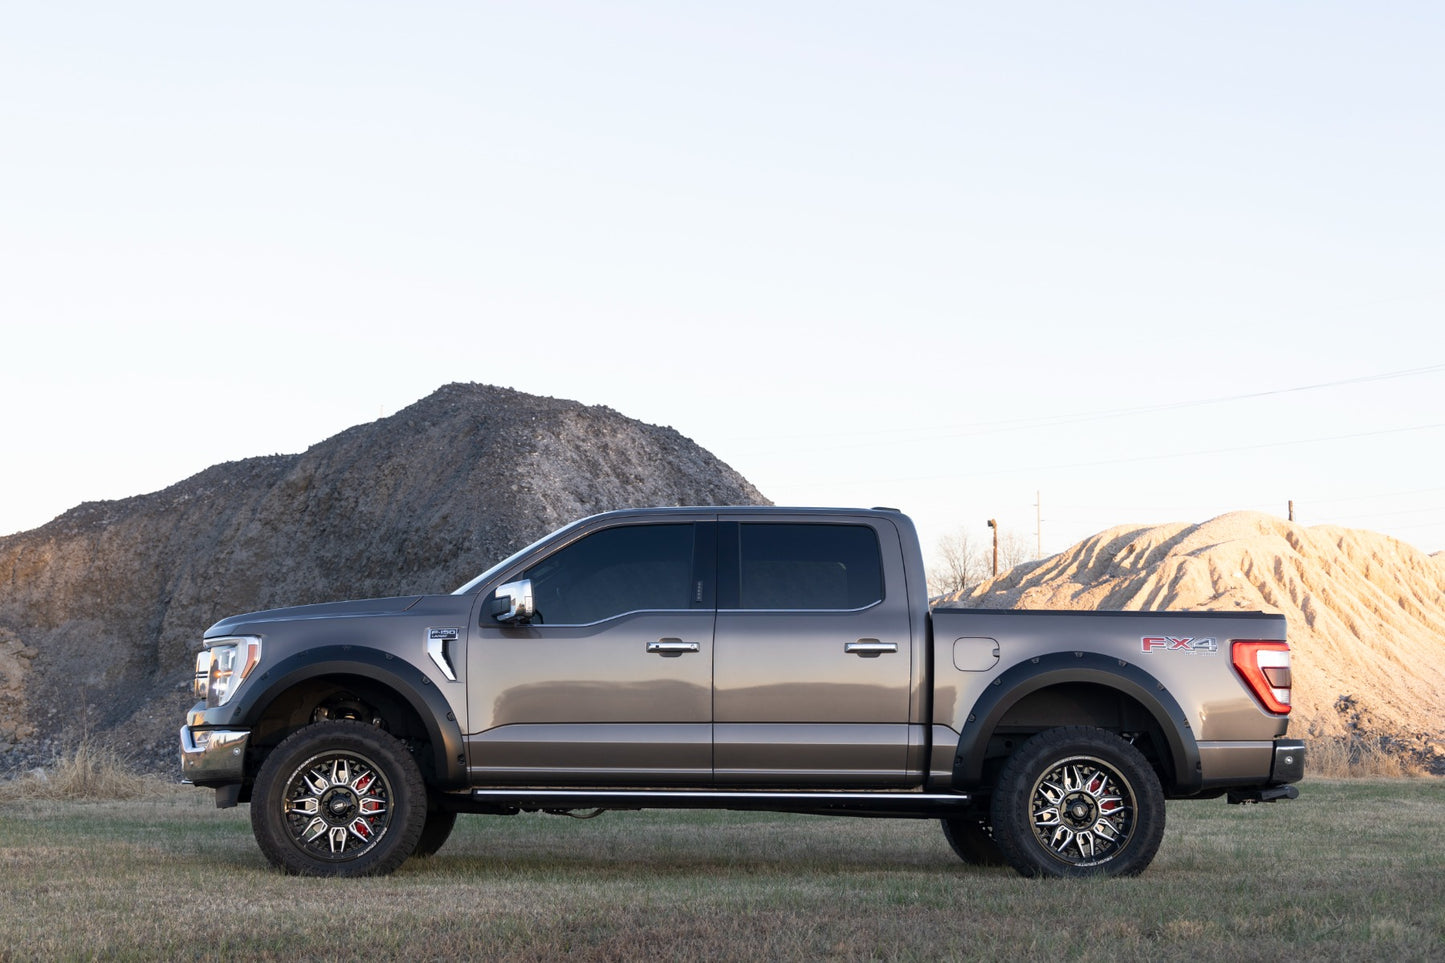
top-left (251, 721), bottom-right (427, 877)
top-left (940, 813), bottom-right (1005, 867)
top-left (989, 726), bottom-right (1164, 878)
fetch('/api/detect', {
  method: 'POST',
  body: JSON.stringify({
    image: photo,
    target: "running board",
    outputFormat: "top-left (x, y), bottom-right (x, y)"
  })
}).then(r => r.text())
top-left (451, 788), bottom-right (973, 819)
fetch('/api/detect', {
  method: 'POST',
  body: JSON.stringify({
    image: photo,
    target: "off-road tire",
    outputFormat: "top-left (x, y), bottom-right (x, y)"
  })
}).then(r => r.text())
top-left (251, 721), bottom-right (427, 877)
top-left (990, 726), bottom-right (1164, 878)
top-left (413, 807), bottom-right (458, 859)
top-left (940, 814), bottom-right (1006, 867)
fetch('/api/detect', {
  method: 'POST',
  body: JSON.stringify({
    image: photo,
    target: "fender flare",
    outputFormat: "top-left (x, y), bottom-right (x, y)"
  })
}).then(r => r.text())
top-left (228, 645), bottom-right (468, 788)
top-left (951, 651), bottom-right (1201, 794)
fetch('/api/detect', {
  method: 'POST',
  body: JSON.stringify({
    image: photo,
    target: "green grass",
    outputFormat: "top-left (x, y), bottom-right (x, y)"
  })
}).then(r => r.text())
top-left (1, 780), bottom-right (1442, 961)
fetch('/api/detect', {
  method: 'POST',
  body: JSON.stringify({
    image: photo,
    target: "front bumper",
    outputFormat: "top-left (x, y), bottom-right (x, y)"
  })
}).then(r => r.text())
top-left (178, 725), bottom-right (250, 785)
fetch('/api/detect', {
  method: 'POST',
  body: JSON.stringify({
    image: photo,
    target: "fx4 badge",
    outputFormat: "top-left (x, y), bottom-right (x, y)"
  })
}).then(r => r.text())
top-left (1141, 636), bottom-right (1218, 654)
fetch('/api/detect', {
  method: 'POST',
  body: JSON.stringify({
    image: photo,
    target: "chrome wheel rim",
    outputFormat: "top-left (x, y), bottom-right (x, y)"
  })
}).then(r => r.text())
top-left (1028, 754), bottom-right (1135, 866)
top-left (280, 750), bottom-right (393, 861)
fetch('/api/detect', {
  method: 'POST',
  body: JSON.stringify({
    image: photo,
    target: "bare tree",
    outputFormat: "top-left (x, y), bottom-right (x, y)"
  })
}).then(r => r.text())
top-left (928, 528), bottom-right (989, 598)
top-left (998, 528), bottom-right (1034, 573)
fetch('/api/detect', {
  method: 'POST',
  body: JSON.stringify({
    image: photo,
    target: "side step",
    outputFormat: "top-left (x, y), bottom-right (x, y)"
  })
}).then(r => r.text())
top-left (451, 788), bottom-right (974, 819)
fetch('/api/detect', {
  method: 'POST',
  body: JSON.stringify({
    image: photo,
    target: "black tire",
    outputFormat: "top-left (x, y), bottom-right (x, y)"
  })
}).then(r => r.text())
top-left (251, 721), bottom-right (427, 877)
top-left (412, 807), bottom-right (458, 859)
top-left (989, 726), bottom-right (1164, 878)
top-left (940, 814), bottom-right (1006, 867)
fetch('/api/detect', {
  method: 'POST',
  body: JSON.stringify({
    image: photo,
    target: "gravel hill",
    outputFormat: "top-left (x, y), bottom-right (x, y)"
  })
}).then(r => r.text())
top-left (0, 383), bottom-right (767, 773)
top-left (945, 511), bottom-right (1445, 773)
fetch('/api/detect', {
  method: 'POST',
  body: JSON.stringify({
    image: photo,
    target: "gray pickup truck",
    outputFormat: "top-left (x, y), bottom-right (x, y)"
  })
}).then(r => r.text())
top-left (180, 507), bottom-right (1303, 878)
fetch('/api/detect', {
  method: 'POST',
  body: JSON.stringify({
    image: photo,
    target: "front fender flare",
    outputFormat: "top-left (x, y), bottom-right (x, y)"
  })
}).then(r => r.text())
top-left (951, 651), bottom-right (1201, 795)
top-left (228, 645), bottom-right (467, 788)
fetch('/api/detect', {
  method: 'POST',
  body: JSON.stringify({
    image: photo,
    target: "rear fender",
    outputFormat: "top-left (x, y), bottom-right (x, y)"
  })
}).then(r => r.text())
top-left (951, 651), bottom-right (1201, 794)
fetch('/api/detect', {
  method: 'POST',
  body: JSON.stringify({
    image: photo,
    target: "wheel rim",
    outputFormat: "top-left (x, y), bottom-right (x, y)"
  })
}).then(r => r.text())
top-left (1028, 754), bottom-right (1136, 866)
top-left (280, 750), bottom-right (394, 862)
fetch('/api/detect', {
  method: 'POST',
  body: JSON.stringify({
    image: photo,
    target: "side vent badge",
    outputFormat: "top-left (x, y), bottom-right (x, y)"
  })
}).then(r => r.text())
top-left (427, 628), bottom-right (460, 682)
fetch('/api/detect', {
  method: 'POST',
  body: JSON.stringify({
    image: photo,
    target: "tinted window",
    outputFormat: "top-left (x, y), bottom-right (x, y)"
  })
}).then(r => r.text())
top-left (736, 523), bottom-right (883, 610)
top-left (521, 524), bottom-right (695, 625)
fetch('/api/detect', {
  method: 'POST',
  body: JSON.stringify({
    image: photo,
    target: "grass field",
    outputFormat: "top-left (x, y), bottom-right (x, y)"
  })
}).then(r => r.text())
top-left (1, 778), bottom-right (1442, 962)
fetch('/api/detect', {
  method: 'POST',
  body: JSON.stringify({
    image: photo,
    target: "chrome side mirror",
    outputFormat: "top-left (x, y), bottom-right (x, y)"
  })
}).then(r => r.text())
top-left (491, 579), bottom-right (534, 624)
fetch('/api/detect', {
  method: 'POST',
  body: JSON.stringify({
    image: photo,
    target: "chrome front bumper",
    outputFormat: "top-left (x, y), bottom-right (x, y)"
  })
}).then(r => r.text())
top-left (178, 726), bottom-right (250, 785)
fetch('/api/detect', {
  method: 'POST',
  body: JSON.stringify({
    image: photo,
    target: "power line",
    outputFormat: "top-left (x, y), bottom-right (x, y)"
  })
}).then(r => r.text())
top-left (724, 361), bottom-right (1445, 456)
top-left (776, 422), bottom-right (1445, 489)
top-left (1301, 486), bottom-right (1445, 506)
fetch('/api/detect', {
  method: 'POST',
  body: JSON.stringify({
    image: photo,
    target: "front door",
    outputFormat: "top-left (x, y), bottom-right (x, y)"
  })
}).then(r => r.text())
top-left (467, 520), bottom-right (715, 785)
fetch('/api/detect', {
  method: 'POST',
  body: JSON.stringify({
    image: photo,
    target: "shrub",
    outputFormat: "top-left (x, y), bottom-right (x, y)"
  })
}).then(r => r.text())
top-left (0, 741), bottom-right (163, 802)
top-left (1306, 734), bottom-right (1422, 778)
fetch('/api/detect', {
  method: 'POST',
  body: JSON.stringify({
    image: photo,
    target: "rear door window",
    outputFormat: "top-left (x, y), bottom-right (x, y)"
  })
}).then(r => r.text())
top-left (729, 523), bottom-right (883, 610)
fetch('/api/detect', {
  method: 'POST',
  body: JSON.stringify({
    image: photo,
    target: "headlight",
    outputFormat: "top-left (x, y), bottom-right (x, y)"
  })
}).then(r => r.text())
top-left (195, 636), bottom-right (263, 708)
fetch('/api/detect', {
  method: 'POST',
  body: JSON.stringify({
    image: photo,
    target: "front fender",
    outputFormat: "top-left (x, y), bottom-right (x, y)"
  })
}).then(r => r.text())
top-left (228, 645), bottom-right (467, 788)
top-left (952, 651), bottom-right (1202, 795)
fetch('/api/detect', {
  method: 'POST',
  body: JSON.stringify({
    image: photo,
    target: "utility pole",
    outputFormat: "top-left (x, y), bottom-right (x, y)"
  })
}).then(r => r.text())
top-left (987, 518), bottom-right (998, 576)
top-left (1288, 500), bottom-right (1294, 522)
top-left (1034, 490), bottom-right (1043, 559)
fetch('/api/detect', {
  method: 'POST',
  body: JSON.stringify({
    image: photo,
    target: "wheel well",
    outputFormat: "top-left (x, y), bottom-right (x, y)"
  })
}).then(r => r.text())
top-left (242, 675), bottom-right (436, 797)
top-left (977, 682), bottom-right (1176, 790)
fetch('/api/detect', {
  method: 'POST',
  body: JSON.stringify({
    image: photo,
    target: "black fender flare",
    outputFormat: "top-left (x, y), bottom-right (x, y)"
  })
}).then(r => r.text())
top-left (228, 645), bottom-right (468, 788)
top-left (951, 651), bottom-right (1201, 794)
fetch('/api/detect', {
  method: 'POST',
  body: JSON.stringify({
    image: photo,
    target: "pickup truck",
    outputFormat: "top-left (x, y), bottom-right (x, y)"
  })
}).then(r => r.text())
top-left (180, 506), bottom-right (1304, 878)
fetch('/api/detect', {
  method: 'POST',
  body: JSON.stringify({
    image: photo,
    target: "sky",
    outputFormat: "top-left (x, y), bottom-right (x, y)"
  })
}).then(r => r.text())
top-left (2, 2), bottom-right (1443, 564)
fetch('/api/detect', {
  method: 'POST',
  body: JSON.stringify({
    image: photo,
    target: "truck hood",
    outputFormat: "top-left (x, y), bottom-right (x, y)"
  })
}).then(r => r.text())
top-left (205, 596), bottom-right (425, 637)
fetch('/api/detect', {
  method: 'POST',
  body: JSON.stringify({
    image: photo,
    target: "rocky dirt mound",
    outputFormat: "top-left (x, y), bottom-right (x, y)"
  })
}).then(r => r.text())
top-left (947, 512), bottom-right (1445, 772)
top-left (0, 383), bottom-right (768, 773)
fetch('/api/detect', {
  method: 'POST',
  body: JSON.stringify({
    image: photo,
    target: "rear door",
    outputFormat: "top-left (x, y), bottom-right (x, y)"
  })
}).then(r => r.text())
top-left (712, 516), bottom-right (914, 786)
top-left (466, 519), bottom-right (716, 785)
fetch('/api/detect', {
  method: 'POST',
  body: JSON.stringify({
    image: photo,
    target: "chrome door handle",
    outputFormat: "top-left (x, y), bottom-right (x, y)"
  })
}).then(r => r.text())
top-left (647, 639), bottom-right (700, 657)
top-left (845, 640), bottom-right (898, 657)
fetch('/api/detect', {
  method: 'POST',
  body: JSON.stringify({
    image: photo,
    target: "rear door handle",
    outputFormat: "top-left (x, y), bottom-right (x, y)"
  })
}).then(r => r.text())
top-left (647, 639), bottom-right (700, 657)
top-left (845, 640), bottom-right (898, 657)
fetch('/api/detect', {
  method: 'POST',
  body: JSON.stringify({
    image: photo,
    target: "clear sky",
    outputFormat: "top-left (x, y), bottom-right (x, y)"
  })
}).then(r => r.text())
top-left (3, 2), bottom-right (1443, 562)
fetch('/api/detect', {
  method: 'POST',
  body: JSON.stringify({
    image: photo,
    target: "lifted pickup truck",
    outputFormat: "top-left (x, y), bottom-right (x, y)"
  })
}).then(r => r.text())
top-left (180, 507), bottom-right (1303, 878)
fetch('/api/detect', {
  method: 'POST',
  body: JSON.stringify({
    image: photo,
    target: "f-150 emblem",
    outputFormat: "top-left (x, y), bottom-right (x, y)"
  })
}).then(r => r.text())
top-left (1141, 636), bottom-right (1217, 654)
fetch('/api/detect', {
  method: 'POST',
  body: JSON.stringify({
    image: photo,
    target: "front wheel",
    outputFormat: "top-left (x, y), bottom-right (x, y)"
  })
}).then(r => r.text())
top-left (251, 721), bottom-right (427, 877)
top-left (413, 806), bottom-right (458, 858)
top-left (989, 727), bottom-right (1164, 878)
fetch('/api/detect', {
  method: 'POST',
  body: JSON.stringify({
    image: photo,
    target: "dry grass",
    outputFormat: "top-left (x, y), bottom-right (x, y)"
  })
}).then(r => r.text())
top-left (1306, 734), bottom-right (1425, 778)
top-left (0, 778), bottom-right (1441, 961)
top-left (0, 741), bottom-right (166, 802)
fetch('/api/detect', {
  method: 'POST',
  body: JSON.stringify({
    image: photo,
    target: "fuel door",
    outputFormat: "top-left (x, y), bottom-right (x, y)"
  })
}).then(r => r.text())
top-left (953, 637), bottom-right (1000, 672)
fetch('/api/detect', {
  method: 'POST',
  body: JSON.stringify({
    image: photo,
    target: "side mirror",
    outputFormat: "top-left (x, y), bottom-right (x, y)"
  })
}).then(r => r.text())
top-left (490, 579), bottom-right (534, 624)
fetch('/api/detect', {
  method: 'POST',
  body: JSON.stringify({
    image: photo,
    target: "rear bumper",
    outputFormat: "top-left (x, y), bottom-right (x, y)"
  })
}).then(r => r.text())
top-left (1269, 739), bottom-right (1306, 785)
top-left (1197, 737), bottom-right (1306, 792)
top-left (178, 725), bottom-right (249, 785)
top-left (1223, 739), bottom-right (1306, 803)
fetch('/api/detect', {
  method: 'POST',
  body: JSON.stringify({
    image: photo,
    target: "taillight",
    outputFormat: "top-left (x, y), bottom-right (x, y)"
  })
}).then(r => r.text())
top-left (1231, 640), bottom-right (1291, 715)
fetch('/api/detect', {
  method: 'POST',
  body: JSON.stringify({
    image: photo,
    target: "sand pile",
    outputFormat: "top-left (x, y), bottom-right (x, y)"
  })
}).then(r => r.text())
top-left (947, 512), bottom-right (1445, 771)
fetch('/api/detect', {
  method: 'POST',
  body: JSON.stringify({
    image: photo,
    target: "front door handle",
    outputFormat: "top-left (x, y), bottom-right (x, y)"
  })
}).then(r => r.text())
top-left (647, 639), bottom-right (700, 657)
top-left (845, 639), bottom-right (898, 657)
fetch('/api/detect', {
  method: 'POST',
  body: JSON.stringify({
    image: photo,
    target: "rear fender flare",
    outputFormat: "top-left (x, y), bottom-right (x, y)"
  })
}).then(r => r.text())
top-left (952, 651), bottom-right (1201, 794)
